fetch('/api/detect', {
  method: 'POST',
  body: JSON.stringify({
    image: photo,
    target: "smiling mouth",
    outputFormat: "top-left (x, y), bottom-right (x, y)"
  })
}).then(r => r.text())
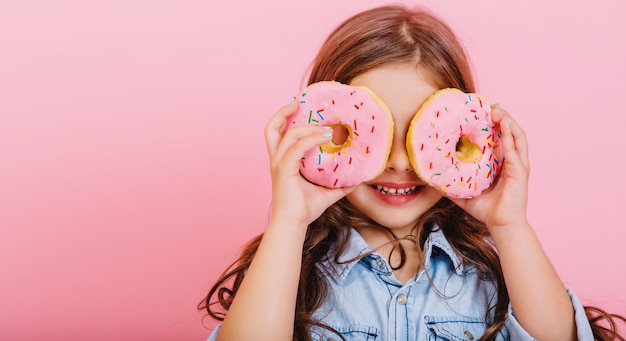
top-left (372, 185), bottom-right (420, 195)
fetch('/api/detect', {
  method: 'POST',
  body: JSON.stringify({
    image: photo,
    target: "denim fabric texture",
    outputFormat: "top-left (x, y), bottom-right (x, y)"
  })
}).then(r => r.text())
top-left (207, 227), bottom-right (594, 340)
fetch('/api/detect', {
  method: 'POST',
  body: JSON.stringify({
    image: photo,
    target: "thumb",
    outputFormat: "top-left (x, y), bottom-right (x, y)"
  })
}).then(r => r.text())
top-left (324, 185), bottom-right (357, 205)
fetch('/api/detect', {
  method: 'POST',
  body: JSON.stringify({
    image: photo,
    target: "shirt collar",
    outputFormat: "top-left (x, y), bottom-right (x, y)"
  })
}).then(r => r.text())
top-left (321, 226), bottom-right (465, 281)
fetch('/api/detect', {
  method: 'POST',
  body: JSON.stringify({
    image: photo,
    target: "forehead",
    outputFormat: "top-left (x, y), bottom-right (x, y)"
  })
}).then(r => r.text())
top-left (349, 63), bottom-right (438, 124)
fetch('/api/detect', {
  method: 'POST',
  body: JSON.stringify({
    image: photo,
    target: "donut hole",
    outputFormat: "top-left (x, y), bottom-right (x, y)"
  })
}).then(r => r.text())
top-left (332, 125), bottom-right (350, 146)
top-left (455, 135), bottom-right (482, 163)
top-left (321, 124), bottom-right (351, 153)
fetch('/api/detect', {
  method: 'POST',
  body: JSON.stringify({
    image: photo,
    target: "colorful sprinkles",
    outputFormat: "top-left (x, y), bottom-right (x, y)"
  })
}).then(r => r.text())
top-left (286, 81), bottom-right (393, 188)
top-left (408, 88), bottom-right (503, 198)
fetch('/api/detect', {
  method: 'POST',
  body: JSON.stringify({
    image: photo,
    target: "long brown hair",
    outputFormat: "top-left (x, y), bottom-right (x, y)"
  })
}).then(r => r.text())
top-left (200, 5), bottom-right (625, 340)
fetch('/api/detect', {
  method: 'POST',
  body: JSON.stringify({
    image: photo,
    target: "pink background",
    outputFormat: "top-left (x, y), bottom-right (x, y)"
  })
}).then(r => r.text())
top-left (1, 0), bottom-right (625, 339)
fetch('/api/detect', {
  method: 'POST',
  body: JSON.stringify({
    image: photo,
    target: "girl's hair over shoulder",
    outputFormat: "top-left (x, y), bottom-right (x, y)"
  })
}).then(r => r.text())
top-left (200, 4), bottom-right (625, 340)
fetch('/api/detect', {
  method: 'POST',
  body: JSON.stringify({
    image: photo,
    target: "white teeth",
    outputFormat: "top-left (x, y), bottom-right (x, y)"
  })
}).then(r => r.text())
top-left (374, 185), bottom-right (418, 195)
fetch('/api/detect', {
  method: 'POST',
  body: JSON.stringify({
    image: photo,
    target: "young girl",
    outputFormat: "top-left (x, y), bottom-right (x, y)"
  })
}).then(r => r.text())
top-left (200, 5), bottom-right (625, 341)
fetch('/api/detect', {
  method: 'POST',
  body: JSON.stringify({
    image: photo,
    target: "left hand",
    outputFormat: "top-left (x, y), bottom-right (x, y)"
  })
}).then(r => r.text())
top-left (451, 104), bottom-right (530, 231)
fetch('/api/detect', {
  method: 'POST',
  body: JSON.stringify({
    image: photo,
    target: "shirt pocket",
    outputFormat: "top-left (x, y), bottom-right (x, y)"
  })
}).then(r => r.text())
top-left (425, 315), bottom-right (509, 341)
top-left (311, 324), bottom-right (378, 341)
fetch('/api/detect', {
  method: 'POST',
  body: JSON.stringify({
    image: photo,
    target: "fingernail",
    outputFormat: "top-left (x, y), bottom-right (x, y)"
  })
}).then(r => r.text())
top-left (323, 132), bottom-right (332, 137)
top-left (323, 126), bottom-right (332, 129)
top-left (287, 96), bottom-right (296, 105)
top-left (507, 118), bottom-right (512, 125)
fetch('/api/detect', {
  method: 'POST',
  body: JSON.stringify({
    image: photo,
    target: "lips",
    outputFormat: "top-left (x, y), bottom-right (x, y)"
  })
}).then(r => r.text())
top-left (368, 182), bottom-right (424, 205)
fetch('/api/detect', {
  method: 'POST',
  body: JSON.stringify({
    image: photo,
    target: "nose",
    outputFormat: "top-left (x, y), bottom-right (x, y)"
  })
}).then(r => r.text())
top-left (385, 133), bottom-right (413, 173)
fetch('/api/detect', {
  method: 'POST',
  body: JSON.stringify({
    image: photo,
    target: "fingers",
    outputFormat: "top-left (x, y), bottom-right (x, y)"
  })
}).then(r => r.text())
top-left (265, 99), bottom-right (299, 156)
top-left (492, 104), bottom-right (530, 170)
top-left (325, 185), bottom-right (357, 203)
top-left (274, 125), bottom-right (332, 165)
top-left (508, 117), bottom-right (530, 170)
top-left (265, 99), bottom-right (336, 175)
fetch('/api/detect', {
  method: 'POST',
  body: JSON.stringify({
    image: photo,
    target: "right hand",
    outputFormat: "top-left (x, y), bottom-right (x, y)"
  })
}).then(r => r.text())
top-left (264, 99), bottom-right (355, 230)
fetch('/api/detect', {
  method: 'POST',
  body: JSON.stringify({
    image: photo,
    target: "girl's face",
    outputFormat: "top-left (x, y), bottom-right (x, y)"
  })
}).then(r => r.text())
top-left (347, 62), bottom-right (443, 235)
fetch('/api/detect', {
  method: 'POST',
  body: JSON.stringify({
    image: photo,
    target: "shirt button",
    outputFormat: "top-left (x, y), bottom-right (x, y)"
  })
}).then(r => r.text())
top-left (376, 259), bottom-right (385, 269)
top-left (396, 293), bottom-right (407, 305)
top-left (464, 331), bottom-right (474, 340)
top-left (328, 338), bottom-right (337, 341)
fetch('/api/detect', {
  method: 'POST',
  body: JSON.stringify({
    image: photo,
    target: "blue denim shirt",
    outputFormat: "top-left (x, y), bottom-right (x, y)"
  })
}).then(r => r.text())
top-left (207, 228), bottom-right (594, 340)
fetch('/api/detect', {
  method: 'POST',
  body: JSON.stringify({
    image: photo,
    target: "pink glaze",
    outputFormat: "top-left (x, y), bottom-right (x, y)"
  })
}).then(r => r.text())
top-left (286, 81), bottom-right (394, 188)
top-left (406, 88), bottom-right (503, 198)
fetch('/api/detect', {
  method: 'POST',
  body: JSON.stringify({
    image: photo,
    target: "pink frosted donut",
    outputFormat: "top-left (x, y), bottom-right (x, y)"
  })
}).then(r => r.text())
top-left (407, 88), bottom-right (503, 199)
top-left (286, 81), bottom-right (394, 188)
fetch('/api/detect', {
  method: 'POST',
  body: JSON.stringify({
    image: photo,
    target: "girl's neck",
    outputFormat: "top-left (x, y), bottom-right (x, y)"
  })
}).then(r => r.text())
top-left (355, 225), bottom-right (424, 284)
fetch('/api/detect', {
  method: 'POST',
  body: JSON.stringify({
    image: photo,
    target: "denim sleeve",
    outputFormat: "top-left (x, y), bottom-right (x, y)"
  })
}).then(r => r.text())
top-left (505, 288), bottom-right (594, 340)
top-left (205, 324), bottom-right (221, 341)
